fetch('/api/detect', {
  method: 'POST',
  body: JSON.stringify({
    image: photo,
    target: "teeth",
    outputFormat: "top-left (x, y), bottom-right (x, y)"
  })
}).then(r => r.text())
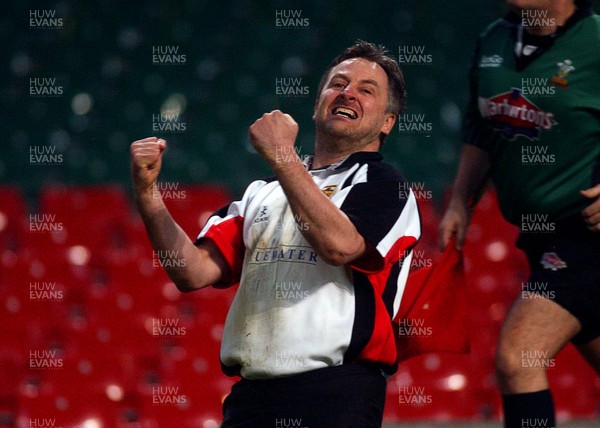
top-left (333, 107), bottom-right (357, 119)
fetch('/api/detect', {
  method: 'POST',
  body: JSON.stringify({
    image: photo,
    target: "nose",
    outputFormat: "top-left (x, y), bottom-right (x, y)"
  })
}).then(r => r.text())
top-left (339, 83), bottom-right (356, 100)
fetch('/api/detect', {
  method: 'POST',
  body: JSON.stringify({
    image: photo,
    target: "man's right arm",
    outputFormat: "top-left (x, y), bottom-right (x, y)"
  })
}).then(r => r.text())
top-left (438, 143), bottom-right (491, 251)
top-left (130, 137), bottom-right (231, 291)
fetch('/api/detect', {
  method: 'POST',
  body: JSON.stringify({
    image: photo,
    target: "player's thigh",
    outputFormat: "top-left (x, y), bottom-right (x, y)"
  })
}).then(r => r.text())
top-left (497, 296), bottom-right (581, 360)
top-left (576, 335), bottom-right (600, 375)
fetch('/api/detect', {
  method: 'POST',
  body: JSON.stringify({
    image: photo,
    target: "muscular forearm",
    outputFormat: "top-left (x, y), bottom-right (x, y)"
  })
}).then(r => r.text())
top-left (450, 144), bottom-right (492, 208)
top-left (271, 158), bottom-right (366, 266)
top-left (134, 185), bottom-right (219, 291)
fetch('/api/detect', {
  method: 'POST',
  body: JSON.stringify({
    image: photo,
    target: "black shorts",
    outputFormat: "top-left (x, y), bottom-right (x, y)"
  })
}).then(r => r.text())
top-left (516, 216), bottom-right (600, 345)
top-left (221, 363), bottom-right (387, 428)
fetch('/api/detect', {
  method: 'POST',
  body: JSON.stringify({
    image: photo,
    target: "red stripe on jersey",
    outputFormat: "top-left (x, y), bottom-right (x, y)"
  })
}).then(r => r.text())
top-left (202, 215), bottom-right (245, 286)
top-left (355, 235), bottom-right (418, 367)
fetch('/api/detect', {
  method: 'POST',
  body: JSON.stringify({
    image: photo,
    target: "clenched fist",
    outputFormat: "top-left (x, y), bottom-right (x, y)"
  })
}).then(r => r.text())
top-left (248, 110), bottom-right (299, 167)
top-left (130, 137), bottom-right (167, 193)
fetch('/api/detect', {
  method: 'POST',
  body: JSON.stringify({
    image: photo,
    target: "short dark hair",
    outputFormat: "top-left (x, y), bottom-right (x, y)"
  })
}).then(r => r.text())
top-left (316, 40), bottom-right (407, 117)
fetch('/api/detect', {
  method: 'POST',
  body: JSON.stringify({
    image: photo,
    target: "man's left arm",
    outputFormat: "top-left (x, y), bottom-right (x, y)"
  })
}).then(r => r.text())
top-left (248, 110), bottom-right (372, 266)
top-left (581, 184), bottom-right (600, 232)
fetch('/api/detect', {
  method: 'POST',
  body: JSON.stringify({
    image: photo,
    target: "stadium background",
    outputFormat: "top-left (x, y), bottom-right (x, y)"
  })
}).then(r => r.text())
top-left (1, 0), bottom-right (599, 427)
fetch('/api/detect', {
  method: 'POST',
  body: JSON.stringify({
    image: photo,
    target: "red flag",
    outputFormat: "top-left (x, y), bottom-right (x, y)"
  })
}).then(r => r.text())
top-left (394, 238), bottom-right (470, 361)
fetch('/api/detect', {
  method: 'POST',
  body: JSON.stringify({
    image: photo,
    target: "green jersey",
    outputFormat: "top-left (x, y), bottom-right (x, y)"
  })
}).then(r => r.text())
top-left (463, 9), bottom-right (600, 225)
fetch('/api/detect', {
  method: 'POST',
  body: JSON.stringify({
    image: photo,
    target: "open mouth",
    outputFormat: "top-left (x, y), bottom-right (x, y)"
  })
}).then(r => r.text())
top-left (332, 106), bottom-right (358, 119)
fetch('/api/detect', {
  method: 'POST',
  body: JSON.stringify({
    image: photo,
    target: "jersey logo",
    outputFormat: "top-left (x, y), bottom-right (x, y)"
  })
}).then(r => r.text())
top-left (253, 205), bottom-right (270, 224)
top-left (479, 54), bottom-right (503, 68)
top-left (549, 59), bottom-right (575, 89)
top-left (478, 88), bottom-right (557, 140)
top-left (540, 252), bottom-right (567, 271)
top-left (322, 185), bottom-right (338, 198)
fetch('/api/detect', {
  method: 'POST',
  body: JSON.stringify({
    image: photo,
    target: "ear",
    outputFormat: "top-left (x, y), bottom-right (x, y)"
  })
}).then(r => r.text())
top-left (380, 113), bottom-right (396, 136)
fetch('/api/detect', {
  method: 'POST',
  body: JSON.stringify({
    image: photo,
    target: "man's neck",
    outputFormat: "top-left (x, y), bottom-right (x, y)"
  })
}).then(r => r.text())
top-left (312, 139), bottom-right (380, 169)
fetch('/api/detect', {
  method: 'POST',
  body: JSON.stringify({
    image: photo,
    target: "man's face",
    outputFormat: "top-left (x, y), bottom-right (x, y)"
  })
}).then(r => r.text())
top-left (313, 58), bottom-right (396, 147)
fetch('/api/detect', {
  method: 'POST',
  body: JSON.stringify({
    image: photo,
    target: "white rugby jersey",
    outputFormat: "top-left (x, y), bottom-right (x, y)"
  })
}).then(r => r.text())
top-left (196, 152), bottom-right (421, 379)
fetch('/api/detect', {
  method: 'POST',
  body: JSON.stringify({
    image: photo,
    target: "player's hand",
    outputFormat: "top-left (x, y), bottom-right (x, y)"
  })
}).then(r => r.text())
top-left (248, 110), bottom-right (299, 167)
top-left (130, 137), bottom-right (167, 194)
top-left (439, 202), bottom-right (469, 251)
top-left (580, 184), bottom-right (600, 232)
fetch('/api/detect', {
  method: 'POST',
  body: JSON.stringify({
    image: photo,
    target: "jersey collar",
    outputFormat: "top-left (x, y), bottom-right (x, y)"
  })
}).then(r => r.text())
top-left (304, 151), bottom-right (383, 172)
